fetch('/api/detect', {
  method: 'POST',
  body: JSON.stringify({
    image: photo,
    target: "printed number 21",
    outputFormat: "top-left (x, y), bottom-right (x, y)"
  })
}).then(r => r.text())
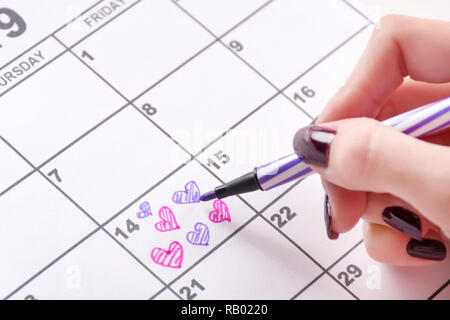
top-left (179, 279), bottom-right (205, 300)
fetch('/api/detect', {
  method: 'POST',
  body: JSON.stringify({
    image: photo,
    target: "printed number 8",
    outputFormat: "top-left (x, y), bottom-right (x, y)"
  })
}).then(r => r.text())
top-left (0, 8), bottom-right (27, 38)
top-left (141, 103), bottom-right (157, 116)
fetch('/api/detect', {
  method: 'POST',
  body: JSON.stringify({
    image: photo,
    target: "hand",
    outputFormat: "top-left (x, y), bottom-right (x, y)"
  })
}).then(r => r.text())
top-left (293, 15), bottom-right (450, 266)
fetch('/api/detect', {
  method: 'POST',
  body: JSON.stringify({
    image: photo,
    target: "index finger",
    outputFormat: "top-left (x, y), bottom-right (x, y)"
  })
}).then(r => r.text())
top-left (318, 15), bottom-right (450, 122)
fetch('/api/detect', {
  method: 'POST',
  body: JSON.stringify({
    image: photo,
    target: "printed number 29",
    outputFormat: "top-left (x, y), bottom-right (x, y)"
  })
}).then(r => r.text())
top-left (338, 264), bottom-right (362, 286)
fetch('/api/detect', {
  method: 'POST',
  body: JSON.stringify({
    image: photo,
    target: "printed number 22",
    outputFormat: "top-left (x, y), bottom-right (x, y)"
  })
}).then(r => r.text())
top-left (270, 206), bottom-right (297, 228)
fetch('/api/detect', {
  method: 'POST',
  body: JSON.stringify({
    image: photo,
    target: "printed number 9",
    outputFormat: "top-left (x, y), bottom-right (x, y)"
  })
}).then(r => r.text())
top-left (0, 8), bottom-right (27, 38)
top-left (229, 40), bottom-right (243, 52)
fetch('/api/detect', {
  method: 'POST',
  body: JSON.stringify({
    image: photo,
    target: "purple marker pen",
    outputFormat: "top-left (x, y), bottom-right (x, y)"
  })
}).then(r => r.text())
top-left (200, 97), bottom-right (450, 202)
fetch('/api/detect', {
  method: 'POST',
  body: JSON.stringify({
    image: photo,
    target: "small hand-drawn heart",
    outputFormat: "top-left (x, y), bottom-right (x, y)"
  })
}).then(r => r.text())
top-left (172, 181), bottom-right (200, 204)
top-left (136, 201), bottom-right (152, 219)
top-left (155, 206), bottom-right (180, 232)
top-left (186, 222), bottom-right (210, 246)
top-left (151, 241), bottom-right (183, 269)
top-left (209, 199), bottom-right (231, 223)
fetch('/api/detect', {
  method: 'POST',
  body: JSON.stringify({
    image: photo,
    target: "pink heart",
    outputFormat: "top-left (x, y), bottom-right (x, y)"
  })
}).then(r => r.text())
top-left (151, 241), bottom-right (183, 269)
top-left (209, 199), bottom-right (231, 223)
top-left (155, 206), bottom-right (180, 232)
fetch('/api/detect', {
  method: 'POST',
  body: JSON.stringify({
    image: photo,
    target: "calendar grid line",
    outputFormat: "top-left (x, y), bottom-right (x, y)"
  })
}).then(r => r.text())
top-left (0, 0), bottom-right (145, 100)
top-left (428, 279), bottom-right (450, 300)
top-left (151, 214), bottom-right (261, 299)
top-left (3, 228), bottom-right (102, 300)
top-left (0, 0), bottom-right (104, 71)
top-left (0, 0), bottom-right (370, 202)
top-left (0, 102), bottom-right (130, 197)
top-left (0, 136), bottom-right (182, 300)
top-left (216, 0), bottom-right (275, 39)
top-left (129, 0), bottom-right (275, 104)
top-left (1, 0), bottom-right (379, 299)
top-left (195, 159), bottom-right (362, 300)
top-left (2, 1), bottom-right (446, 300)
top-left (168, 1), bottom-right (375, 299)
top-left (171, 0), bottom-right (315, 120)
top-left (341, 0), bottom-right (374, 23)
top-left (290, 272), bottom-right (328, 300)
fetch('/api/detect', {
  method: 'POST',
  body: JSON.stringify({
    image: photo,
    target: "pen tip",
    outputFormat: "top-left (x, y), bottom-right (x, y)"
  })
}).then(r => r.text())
top-left (200, 190), bottom-right (217, 202)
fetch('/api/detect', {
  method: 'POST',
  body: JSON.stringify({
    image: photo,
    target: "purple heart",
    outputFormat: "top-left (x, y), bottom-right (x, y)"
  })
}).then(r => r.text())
top-left (186, 222), bottom-right (209, 246)
top-left (136, 201), bottom-right (152, 219)
top-left (172, 181), bottom-right (200, 204)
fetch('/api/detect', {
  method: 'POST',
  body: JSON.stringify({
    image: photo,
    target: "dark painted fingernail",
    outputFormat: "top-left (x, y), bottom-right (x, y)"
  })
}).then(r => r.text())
top-left (382, 207), bottom-right (422, 240)
top-left (324, 195), bottom-right (339, 240)
top-left (293, 125), bottom-right (336, 167)
top-left (407, 239), bottom-right (446, 261)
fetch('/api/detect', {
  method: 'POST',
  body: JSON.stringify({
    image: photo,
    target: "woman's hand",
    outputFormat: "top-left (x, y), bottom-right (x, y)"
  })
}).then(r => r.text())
top-left (293, 15), bottom-right (450, 266)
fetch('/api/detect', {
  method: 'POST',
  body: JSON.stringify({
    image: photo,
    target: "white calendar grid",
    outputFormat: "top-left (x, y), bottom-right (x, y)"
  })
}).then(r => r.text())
top-left (0, 0), bottom-right (448, 300)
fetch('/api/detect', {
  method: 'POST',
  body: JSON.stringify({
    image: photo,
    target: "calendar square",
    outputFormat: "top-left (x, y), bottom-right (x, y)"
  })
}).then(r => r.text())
top-left (134, 43), bottom-right (276, 155)
top-left (0, 172), bottom-right (96, 298)
top-left (9, 231), bottom-right (164, 300)
top-left (41, 107), bottom-right (190, 224)
top-left (104, 160), bottom-right (256, 283)
top-left (222, 0), bottom-right (368, 88)
top-left (178, 0), bottom-right (269, 36)
top-left (197, 95), bottom-right (311, 212)
top-left (329, 243), bottom-right (450, 299)
top-left (1, 0), bottom-right (94, 64)
top-left (284, 26), bottom-right (373, 118)
top-left (152, 288), bottom-right (180, 300)
top-left (172, 217), bottom-right (322, 299)
top-left (261, 174), bottom-right (363, 268)
top-left (0, 139), bottom-right (32, 194)
top-left (295, 274), bottom-right (355, 300)
top-left (0, 53), bottom-right (126, 165)
top-left (70, 0), bottom-right (214, 98)
top-left (433, 283), bottom-right (450, 300)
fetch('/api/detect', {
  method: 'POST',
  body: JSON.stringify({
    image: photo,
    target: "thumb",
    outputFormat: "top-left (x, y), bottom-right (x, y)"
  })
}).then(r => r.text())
top-left (293, 118), bottom-right (450, 235)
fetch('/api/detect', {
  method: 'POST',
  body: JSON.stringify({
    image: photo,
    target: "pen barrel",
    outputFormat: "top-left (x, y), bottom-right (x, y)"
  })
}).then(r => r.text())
top-left (256, 153), bottom-right (313, 191)
top-left (381, 96), bottom-right (450, 137)
top-left (255, 96), bottom-right (449, 192)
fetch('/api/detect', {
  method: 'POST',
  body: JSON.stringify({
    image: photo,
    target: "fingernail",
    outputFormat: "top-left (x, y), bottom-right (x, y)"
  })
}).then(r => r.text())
top-left (324, 195), bottom-right (339, 240)
top-left (382, 207), bottom-right (422, 240)
top-left (407, 239), bottom-right (447, 261)
top-left (293, 125), bottom-right (336, 167)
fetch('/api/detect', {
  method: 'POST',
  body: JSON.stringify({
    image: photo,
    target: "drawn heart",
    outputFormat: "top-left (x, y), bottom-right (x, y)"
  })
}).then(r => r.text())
top-left (209, 199), bottom-right (231, 223)
top-left (151, 241), bottom-right (183, 269)
top-left (155, 206), bottom-right (180, 232)
top-left (136, 201), bottom-right (152, 219)
top-left (172, 181), bottom-right (200, 204)
top-left (186, 222), bottom-right (210, 246)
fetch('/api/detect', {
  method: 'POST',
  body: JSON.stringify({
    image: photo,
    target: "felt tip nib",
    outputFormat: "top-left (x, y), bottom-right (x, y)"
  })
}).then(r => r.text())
top-left (200, 190), bottom-right (217, 202)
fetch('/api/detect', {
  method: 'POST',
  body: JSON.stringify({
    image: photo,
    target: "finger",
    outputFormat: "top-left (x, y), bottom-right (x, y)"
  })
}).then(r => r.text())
top-left (375, 80), bottom-right (450, 121)
top-left (363, 222), bottom-right (447, 266)
top-left (362, 192), bottom-right (436, 240)
top-left (318, 15), bottom-right (450, 122)
top-left (322, 179), bottom-right (365, 237)
top-left (293, 118), bottom-right (450, 231)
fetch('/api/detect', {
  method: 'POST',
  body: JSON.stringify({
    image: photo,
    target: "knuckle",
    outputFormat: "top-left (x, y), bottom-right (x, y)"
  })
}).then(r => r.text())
top-left (333, 118), bottom-right (382, 188)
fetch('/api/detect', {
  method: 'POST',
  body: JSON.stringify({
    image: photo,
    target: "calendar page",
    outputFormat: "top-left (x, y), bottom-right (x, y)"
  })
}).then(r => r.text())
top-left (0, 0), bottom-right (448, 300)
